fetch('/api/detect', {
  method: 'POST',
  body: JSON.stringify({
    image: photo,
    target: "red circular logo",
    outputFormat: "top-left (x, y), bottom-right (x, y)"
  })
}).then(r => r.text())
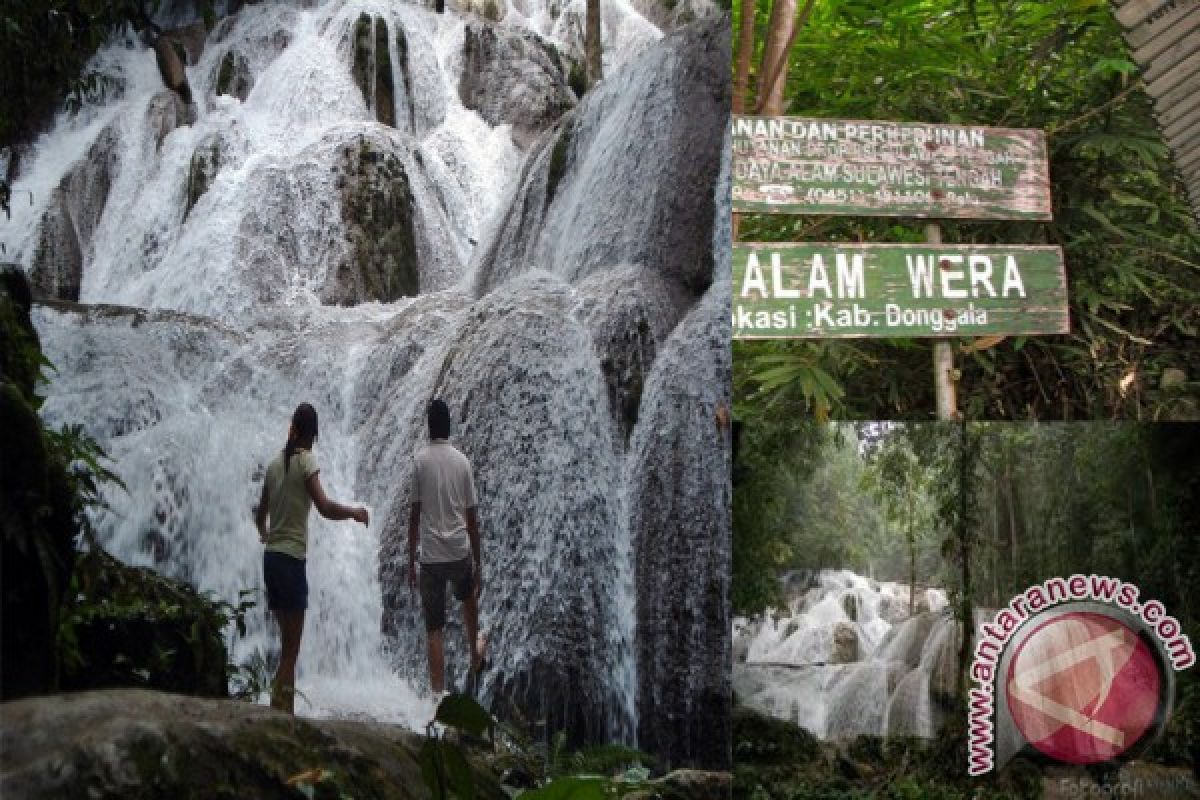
top-left (1005, 611), bottom-right (1163, 765)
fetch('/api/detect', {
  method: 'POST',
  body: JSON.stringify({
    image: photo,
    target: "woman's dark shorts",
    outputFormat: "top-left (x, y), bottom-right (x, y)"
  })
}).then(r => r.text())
top-left (263, 550), bottom-right (308, 612)
top-left (420, 558), bottom-right (474, 632)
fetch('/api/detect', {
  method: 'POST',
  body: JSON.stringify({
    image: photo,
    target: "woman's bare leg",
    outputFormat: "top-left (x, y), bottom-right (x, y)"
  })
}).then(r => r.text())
top-left (272, 610), bottom-right (305, 714)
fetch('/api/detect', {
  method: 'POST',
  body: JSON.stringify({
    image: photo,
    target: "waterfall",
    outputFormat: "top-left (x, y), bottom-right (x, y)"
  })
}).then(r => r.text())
top-left (3, 0), bottom-right (729, 763)
top-left (733, 569), bottom-right (959, 740)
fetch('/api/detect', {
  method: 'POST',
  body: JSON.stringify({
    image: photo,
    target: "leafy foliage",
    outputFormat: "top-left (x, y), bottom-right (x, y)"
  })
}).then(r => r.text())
top-left (57, 547), bottom-right (254, 696)
top-left (734, 0), bottom-right (1200, 420)
top-left (422, 694), bottom-right (659, 800)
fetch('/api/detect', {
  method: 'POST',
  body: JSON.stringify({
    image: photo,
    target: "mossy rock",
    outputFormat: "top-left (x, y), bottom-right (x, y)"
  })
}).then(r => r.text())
top-left (546, 118), bottom-right (574, 207)
top-left (185, 135), bottom-right (223, 217)
top-left (327, 137), bottom-right (421, 304)
top-left (0, 689), bottom-right (510, 800)
top-left (374, 17), bottom-right (395, 127)
top-left (215, 49), bottom-right (252, 100)
top-left (351, 13), bottom-right (374, 111)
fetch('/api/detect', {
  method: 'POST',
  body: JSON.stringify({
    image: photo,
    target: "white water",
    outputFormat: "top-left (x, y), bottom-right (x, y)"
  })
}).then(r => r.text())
top-left (3, 0), bottom-right (723, 745)
top-left (733, 569), bottom-right (957, 739)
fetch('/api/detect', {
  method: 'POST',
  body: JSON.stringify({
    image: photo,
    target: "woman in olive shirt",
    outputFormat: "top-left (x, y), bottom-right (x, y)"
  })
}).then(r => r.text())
top-left (254, 403), bottom-right (369, 714)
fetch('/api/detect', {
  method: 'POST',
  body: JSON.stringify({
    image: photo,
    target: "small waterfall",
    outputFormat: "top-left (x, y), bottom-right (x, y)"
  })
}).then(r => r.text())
top-left (5, 0), bottom-right (729, 765)
top-left (733, 569), bottom-right (959, 740)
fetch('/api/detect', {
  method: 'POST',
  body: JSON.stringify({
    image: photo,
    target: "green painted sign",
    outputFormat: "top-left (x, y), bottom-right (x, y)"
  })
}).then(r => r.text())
top-left (732, 116), bottom-right (1053, 220)
top-left (733, 243), bottom-right (1068, 338)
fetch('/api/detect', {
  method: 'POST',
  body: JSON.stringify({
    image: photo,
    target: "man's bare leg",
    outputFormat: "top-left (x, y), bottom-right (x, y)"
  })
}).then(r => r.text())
top-left (428, 629), bottom-right (445, 694)
top-left (464, 593), bottom-right (482, 673)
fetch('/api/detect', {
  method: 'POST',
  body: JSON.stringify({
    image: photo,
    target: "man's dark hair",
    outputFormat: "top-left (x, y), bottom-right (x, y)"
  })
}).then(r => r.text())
top-left (428, 399), bottom-right (451, 439)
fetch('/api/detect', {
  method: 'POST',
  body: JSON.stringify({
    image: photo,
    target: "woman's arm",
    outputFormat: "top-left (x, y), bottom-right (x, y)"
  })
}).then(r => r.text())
top-left (255, 482), bottom-right (269, 542)
top-left (305, 472), bottom-right (369, 526)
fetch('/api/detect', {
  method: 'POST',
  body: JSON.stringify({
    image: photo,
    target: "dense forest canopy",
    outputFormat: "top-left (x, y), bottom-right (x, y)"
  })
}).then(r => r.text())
top-left (733, 0), bottom-right (1200, 420)
top-left (734, 417), bottom-right (1200, 639)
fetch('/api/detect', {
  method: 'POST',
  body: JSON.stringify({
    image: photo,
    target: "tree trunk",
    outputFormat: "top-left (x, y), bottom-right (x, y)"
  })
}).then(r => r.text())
top-left (956, 419), bottom-right (974, 707)
top-left (1006, 461), bottom-right (1018, 588)
top-left (585, 0), bottom-right (603, 89)
top-left (757, 0), bottom-right (795, 115)
top-left (435, 0), bottom-right (444, 13)
top-left (908, 530), bottom-right (917, 615)
top-left (733, 0), bottom-right (757, 114)
top-left (756, 0), bottom-right (815, 114)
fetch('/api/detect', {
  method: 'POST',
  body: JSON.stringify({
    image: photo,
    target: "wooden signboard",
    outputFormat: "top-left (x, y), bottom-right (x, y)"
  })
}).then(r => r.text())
top-left (731, 116), bottom-right (1053, 220)
top-left (733, 243), bottom-right (1068, 339)
top-left (1111, 0), bottom-right (1200, 219)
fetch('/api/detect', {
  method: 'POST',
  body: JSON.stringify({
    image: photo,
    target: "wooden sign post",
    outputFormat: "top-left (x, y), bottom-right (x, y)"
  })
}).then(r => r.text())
top-left (732, 243), bottom-right (1069, 338)
top-left (732, 115), bottom-right (1065, 420)
top-left (732, 116), bottom-right (1053, 220)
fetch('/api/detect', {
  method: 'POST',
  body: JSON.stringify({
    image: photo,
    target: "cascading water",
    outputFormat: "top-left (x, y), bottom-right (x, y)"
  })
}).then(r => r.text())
top-left (733, 570), bottom-right (961, 740)
top-left (3, 0), bottom-right (730, 765)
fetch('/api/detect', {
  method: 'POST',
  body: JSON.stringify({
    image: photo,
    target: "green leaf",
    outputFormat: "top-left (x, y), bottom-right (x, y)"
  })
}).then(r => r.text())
top-left (435, 694), bottom-right (493, 738)
top-left (419, 738), bottom-right (447, 800)
top-left (443, 740), bottom-right (477, 800)
top-left (518, 776), bottom-right (609, 800)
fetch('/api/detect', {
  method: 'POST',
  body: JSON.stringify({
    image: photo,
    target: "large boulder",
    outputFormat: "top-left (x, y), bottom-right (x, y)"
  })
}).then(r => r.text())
top-left (0, 689), bottom-right (507, 800)
top-left (28, 125), bottom-right (121, 302)
top-left (459, 21), bottom-right (576, 149)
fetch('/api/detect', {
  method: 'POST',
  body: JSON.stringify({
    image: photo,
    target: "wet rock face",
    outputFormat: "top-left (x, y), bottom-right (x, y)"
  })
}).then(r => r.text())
top-left (324, 137), bottom-right (420, 304)
top-left (0, 689), bottom-right (507, 800)
top-left (166, 20), bottom-right (208, 65)
top-left (153, 35), bottom-right (193, 104)
top-left (459, 21), bottom-right (576, 149)
top-left (471, 15), bottom-right (730, 298)
top-left (378, 278), bottom-right (633, 746)
top-left (186, 134), bottom-right (224, 218)
top-left (832, 622), bottom-right (860, 664)
top-left (215, 49), bottom-right (253, 100)
top-left (842, 592), bottom-right (859, 621)
top-left (628, 0), bottom-right (720, 31)
top-left (575, 265), bottom-right (684, 444)
top-left (145, 90), bottom-right (191, 151)
top-left (629, 281), bottom-right (732, 769)
top-left (350, 14), bottom-right (402, 128)
top-left (29, 125), bottom-right (121, 302)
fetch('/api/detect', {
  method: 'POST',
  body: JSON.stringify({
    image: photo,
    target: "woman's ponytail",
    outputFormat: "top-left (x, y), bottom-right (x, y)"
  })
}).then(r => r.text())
top-left (284, 403), bottom-right (319, 473)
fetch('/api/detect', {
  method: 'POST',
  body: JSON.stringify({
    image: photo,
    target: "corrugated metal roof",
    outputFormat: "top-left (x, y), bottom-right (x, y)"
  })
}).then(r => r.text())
top-left (1112, 0), bottom-right (1200, 220)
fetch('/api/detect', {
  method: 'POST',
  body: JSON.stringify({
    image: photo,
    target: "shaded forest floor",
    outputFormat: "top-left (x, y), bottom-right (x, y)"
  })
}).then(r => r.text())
top-left (732, 708), bottom-right (1199, 800)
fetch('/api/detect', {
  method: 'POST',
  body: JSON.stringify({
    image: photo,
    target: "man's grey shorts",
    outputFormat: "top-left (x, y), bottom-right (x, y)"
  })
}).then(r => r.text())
top-left (420, 557), bottom-right (474, 631)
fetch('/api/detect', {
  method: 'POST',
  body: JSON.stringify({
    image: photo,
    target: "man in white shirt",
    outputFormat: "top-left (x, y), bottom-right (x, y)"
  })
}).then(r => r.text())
top-left (407, 399), bottom-right (484, 696)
